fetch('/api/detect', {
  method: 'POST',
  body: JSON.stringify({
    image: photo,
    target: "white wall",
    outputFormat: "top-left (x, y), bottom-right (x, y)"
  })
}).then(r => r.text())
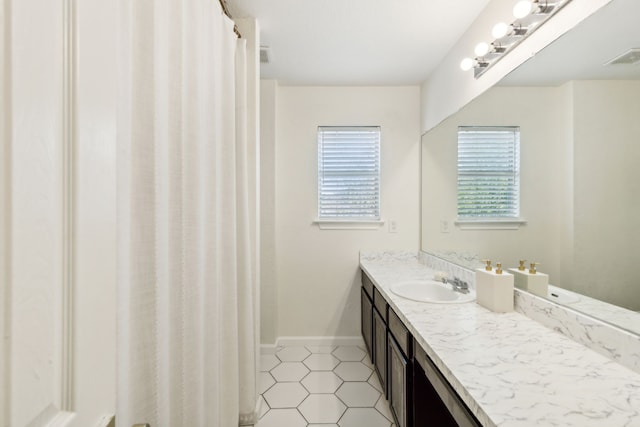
top-left (421, 86), bottom-right (571, 283)
top-left (0, 2), bottom-right (8, 418)
top-left (260, 79), bottom-right (278, 345)
top-left (420, 0), bottom-right (613, 133)
top-left (260, 85), bottom-right (421, 344)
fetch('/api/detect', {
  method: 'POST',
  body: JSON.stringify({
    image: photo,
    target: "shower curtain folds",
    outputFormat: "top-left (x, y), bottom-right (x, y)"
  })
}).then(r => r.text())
top-left (117, 1), bottom-right (257, 426)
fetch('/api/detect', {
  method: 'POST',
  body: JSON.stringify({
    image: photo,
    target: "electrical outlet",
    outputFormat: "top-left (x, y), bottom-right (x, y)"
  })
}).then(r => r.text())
top-left (389, 220), bottom-right (398, 233)
top-left (440, 220), bottom-right (450, 233)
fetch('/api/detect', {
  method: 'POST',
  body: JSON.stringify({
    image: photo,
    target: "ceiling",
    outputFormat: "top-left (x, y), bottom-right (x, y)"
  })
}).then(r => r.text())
top-left (500, 0), bottom-right (640, 86)
top-left (228, 0), bottom-right (491, 85)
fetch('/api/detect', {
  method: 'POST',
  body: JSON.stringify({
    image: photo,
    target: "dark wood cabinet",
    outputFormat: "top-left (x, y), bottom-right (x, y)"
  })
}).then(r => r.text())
top-left (361, 287), bottom-right (373, 360)
top-left (363, 271), bottom-right (390, 397)
top-left (388, 308), bottom-right (412, 427)
top-left (362, 271), bottom-right (389, 397)
top-left (389, 334), bottom-right (410, 427)
top-left (372, 305), bottom-right (387, 394)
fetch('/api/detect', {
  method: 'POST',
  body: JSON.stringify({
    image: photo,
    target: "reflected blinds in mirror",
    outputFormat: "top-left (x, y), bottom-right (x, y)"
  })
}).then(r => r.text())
top-left (317, 126), bottom-right (381, 220)
top-left (457, 126), bottom-right (520, 218)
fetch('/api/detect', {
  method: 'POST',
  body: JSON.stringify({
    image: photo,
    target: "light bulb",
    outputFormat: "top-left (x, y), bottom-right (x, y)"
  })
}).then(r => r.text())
top-left (492, 22), bottom-right (509, 39)
top-left (474, 42), bottom-right (490, 57)
top-left (460, 58), bottom-right (474, 71)
top-left (513, 0), bottom-right (533, 19)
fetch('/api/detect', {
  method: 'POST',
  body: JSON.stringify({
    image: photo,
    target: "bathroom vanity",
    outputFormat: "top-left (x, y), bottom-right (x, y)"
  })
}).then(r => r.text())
top-left (362, 268), bottom-right (479, 427)
top-left (360, 251), bottom-right (640, 427)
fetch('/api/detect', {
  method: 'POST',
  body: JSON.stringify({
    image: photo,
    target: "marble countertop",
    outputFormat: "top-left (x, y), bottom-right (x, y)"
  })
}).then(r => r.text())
top-left (360, 253), bottom-right (640, 427)
top-left (549, 284), bottom-right (640, 336)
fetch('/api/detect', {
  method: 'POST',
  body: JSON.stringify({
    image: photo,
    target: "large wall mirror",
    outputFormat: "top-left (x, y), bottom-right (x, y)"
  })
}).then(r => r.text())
top-left (421, 0), bottom-right (640, 335)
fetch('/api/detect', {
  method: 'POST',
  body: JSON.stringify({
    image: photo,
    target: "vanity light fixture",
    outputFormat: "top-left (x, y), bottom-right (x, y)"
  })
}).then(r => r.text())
top-left (460, 57), bottom-right (475, 71)
top-left (492, 22), bottom-right (510, 39)
top-left (514, 0), bottom-right (558, 19)
top-left (460, 0), bottom-right (572, 77)
top-left (474, 42), bottom-right (490, 57)
top-left (513, 0), bottom-right (534, 19)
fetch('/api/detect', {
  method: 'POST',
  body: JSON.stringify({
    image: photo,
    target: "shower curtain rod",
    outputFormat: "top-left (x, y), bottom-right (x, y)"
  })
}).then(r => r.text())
top-left (218, 0), bottom-right (242, 38)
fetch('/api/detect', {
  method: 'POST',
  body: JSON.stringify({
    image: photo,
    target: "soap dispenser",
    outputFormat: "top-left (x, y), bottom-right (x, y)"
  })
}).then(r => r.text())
top-left (508, 261), bottom-right (548, 298)
top-left (476, 260), bottom-right (514, 313)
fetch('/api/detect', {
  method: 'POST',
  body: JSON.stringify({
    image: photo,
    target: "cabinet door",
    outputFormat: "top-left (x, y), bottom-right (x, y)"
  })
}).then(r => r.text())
top-left (373, 308), bottom-right (387, 395)
top-left (361, 288), bottom-right (373, 361)
top-left (388, 336), bottom-right (409, 427)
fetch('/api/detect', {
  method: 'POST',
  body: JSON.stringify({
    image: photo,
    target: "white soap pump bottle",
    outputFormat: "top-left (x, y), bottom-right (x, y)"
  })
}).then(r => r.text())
top-left (509, 260), bottom-right (548, 298)
top-left (476, 260), bottom-right (514, 313)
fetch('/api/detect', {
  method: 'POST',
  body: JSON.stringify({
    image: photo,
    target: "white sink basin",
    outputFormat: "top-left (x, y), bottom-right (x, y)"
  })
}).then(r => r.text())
top-left (390, 280), bottom-right (476, 304)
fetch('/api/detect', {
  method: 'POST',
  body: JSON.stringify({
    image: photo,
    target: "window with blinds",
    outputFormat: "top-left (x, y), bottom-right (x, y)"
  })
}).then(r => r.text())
top-left (317, 126), bottom-right (381, 220)
top-left (457, 126), bottom-right (520, 219)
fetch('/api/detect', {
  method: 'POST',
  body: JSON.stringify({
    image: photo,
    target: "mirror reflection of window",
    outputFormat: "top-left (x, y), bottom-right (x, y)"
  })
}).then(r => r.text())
top-left (457, 126), bottom-right (520, 221)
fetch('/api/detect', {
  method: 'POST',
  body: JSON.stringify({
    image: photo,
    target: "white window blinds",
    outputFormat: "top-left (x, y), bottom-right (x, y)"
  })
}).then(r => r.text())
top-left (457, 126), bottom-right (520, 219)
top-left (318, 126), bottom-right (381, 220)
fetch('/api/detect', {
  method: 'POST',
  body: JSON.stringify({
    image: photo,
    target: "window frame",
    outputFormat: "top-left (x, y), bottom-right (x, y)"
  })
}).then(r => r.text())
top-left (315, 126), bottom-right (384, 230)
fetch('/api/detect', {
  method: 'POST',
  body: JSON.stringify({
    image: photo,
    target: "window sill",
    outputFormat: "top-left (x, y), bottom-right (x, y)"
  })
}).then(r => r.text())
top-left (313, 219), bottom-right (385, 230)
top-left (454, 218), bottom-right (527, 230)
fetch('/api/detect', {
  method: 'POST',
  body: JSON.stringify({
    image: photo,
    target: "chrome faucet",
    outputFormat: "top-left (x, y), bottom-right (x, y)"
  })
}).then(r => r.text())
top-left (441, 277), bottom-right (470, 294)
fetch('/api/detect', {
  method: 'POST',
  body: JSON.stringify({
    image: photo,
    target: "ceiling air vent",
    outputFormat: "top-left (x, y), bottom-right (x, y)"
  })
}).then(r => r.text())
top-left (605, 48), bottom-right (640, 66)
top-left (260, 46), bottom-right (271, 64)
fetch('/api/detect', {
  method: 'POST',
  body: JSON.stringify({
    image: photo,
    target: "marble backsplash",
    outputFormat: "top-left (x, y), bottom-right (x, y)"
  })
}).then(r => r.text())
top-left (418, 251), bottom-right (640, 374)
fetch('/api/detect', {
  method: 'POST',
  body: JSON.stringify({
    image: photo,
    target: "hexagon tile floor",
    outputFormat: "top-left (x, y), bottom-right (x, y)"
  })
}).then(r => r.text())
top-left (257, 345), bottom-right (397, 427)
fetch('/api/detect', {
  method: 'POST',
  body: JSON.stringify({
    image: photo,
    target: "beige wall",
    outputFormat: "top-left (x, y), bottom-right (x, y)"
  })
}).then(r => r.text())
top-left (572, 80), bottom-right (640, 309)
top-left (260, 80), bottom-right (278, 344)
top-left (260, 85), bottom-right (421, 344)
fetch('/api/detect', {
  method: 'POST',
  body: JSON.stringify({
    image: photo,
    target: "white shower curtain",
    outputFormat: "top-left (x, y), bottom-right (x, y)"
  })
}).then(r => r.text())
top-left (116, 1), bottom-right (257, 426)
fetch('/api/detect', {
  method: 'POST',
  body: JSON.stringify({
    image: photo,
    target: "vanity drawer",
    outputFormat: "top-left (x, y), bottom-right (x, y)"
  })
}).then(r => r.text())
top-left (388, 308), bottom-right (411, 357)
top-left (373, 286), bottom-right (387, 319)
top-left (361, 270), bottom-right (374, 300)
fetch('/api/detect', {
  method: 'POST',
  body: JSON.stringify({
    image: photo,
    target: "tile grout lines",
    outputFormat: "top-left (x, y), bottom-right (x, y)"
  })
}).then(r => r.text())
top-left (257, 345), bottom-right (396, 427)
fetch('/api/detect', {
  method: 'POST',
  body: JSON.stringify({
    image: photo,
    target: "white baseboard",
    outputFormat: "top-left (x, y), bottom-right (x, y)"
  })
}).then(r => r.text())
top-left (259, 343), bottom-right (279, 354)
top-left (260, 336), bottom-right (364, 354)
